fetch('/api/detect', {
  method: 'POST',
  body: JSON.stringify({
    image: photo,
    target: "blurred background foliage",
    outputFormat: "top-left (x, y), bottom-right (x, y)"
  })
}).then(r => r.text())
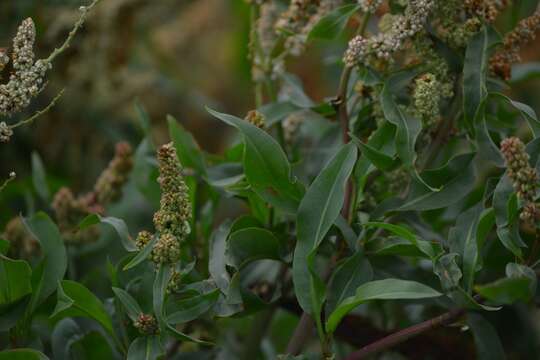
top-left (2, 1), bottom-right (540, 357)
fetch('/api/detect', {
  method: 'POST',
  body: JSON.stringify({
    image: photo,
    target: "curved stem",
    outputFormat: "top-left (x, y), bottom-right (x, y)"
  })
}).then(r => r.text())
top-left (344, 308), bottom-right (465, 360)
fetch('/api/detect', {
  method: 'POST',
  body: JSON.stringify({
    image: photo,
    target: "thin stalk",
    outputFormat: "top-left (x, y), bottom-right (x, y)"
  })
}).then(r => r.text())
top-left (344, 307), bottom-right (465, 360)
top-left (11, 90), bottom-right (65, 130)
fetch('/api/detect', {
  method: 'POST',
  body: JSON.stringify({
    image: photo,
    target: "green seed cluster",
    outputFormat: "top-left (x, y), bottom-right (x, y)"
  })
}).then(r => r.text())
top-left (245, 110), bottom-right (266, 129)
top-left (411, 73), bottom-right (441, 128)
top-left (501, 137), bottom-right (539, 222)
top-left (134, 313), bottom-right (159, 335)
top-left (139, 143), bottom-right (192, 265)
top-left (94, 142), bottom-right (133, 205)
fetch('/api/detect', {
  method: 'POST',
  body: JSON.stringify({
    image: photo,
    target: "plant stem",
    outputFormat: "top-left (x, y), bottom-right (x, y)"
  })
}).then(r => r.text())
top-left (344, 307), bottom-right (465, 360)
top-left (285, 12), bottom-right (371, 355)
top-left (11, 90), bottom-right (65, 129)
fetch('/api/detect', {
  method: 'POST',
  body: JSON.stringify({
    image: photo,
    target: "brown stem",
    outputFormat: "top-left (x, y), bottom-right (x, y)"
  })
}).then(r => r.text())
top-left (344, 308), bottom-right (465, 360)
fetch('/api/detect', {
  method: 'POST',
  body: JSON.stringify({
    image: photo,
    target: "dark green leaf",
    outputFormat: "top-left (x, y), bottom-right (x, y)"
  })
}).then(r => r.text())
top-left (31, 152), bottom-right (50, 202)
top-left (226, 227), bottom-right (283, 269)
top-left (123, 236), bottom-right (157, 271)
top-left (476, 277), bottom-right (532, 304)
top-left (326, 279), bottom-right (442, 333)
top-left (434, 253), bottom-right (462, 291)
top-left (0, 255), bottom-right (32, 306)
top-left (209, 221), bottom-right (232, 293)
top-left (167, 289), bottom-right (220, 324)
top-left (23, 212), bottom-right (67, 313)
top-left (0, 349), bottom-right (48, 360)
top-left (51, 280), bottom-right (114, 335)
top-left (207, 108), bottom-right (304, 213)
top-left (463, 27), bottom-right (489, 126)
top-left (79, 214), bottom-right (136, 252)
top-left (127, 336), bottom-right (164, 360)
top-left (293, 143), bottom-right (357, 315)
top-left (351, 134), bottom-right (400, 171)
top-left (168, 115), bottom-right (207, 175)
top-left (467, 313), bottom-right (506, 360)
top-left (308, 4), bottom-right (360, 40)
top-left (325, 252), bottom-right (373, 317)
top-left (112, 287), bottom-right (142, 322)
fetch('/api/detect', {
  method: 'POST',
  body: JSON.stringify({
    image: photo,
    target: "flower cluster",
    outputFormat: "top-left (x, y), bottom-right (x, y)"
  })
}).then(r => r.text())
top-left (411, 73), bottom-right (442, 128)
top-left (344, 0), bottom-right (434, 67)
top-left (0, 18), bottom-right (51, 118)
top-left (133, 313), bottom-right (159, 335)
top-left (358, 0), bottom-right (383, 14)
top-left (93, 142), bottom-right (133, 205)
top-left (2, 217), bottom-right (39, 260)
top-left (283, 111), bottom-right (304, 143)
top-left (276, 0), bottom-right (342, 56)
top-left (0, 121), bottom-right (13, 142)
top-left (51, 142), bottom-right (133, 245)
top-left (245, 110), bottom-right (266, 129)
top-left (139, 143), bottom-right (192, 265)
top-left (258, 1), bottom-right (279, 55)
top-left (0, 50), bottom-right (8, 74)
top-left (490, 10), bottom-right (540, 80)
top-left (500, 137), bottom-right (539, 222)
top-left (464, 0), bottom-right (508, 23)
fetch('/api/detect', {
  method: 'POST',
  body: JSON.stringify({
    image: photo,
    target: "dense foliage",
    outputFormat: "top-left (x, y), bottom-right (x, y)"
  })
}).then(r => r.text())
top-left (2, 0), bottom-right (540, 359)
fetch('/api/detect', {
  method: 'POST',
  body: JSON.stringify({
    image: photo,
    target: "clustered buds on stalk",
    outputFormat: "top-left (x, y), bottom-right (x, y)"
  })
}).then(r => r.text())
top-left (464, 0), bottom-right (509, 23)
top-left (490, 10), bottom-right (540, 80)
top-left (245, 110), bottom-right (266, 129)
top-left (50, 142), bottom-right (133, 245)
top-left (93, 142), bottom-right (134, 205)
top-left (138, 143), bottom-right (192, 266)
top-left (133, 313), bottom-right (159, 335)
top-left (358, 0), bottom-right (383, 14)
top-left (2, 217), bottom-right (39, 259)
top-left (500, 137), bottom-right (539, 222)
top-left (0, 121), bottom-right (13, 142)
top-left (344, 0), bottom-right (434, 67)
top-left (0, 19), bottom-right (51, 118)
top-left (283, 111), bottom-right (304, 144)
top-left (411, 73), bottom-right (442, 128)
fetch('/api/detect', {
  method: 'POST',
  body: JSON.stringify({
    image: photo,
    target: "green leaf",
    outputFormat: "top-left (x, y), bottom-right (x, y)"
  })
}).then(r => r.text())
top-left (209, 221), bottom-right (232, 293)
top-left (363, 222), bottom-right (437, 259)
top-left (0, 349), bottom-right (48, 360)
top-left (467, 313), bottom-right (506, 360)
top-left (79, 214), bottom-right (136, 252)
top-left (51, 318), bottom-right (82, 360)
top-left (123, 236), bottom-right (157, 271)
top-left (326, 279), bottom-right (442, 334)
top-left (51, 280), bottom-right (114, 335)
top-left (168, 115), bottom-right (207, 175)
top-left (112, 287), bottom-right (142, 322)
top-left (207, 108), bottom-right (304, 213)
top-left (463, 27), bottom-right (489, 127)
top-left (474, 100), bottom-right (504, 167)
top-left (397, 153), bottom-right (476, 211)
top-left (351, 134), bottom-right (400, 171)
top-left (0, 255), bottom-right (32, 306)
top-left (226, 227), bottom-right (283, 269)
top-left (31, 152), bottom-right (50, 202)
top-left (475, 277), bottom-right (532, 304)
top-left (293, 143), bottom-right (358, 315)
top-left (127, 336), bottom-right (164, 360)
top-left (167, 289), bottom-right (220, 324)
top-left (434, 253), bottom-right (462, 292)
top-left (379, 81), bottom-right (422, 168)
top-left (506, 262), bottom-right (537, 296)
top-left (493, 175), bottom-right (525, 257)
top-left (52, 319), bottom-right (113, 360)
top-left (308, 4), bottom-right (360, 40)
top-left (492, 92), bottom-right (540, 138)
top-left (23, 212), bottom-right (67, 313)
top-left (325, 252), bottom-right (373, 317)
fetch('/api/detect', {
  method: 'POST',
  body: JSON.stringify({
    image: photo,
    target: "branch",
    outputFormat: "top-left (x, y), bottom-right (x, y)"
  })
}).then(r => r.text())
top-left (46, 0), bottom-right (102, 63)
top-left (0, 171), bottom-right (16, 193)
top-left (345, 307), bottom-right (465, 360)
top-left (10, 90), bottom-right (65, 129)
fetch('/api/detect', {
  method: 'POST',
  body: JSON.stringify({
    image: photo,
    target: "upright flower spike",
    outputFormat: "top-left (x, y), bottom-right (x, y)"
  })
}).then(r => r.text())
top-left (412, 73), bottom-right (442, 128)
top-left (149, 142), bottom-right (192, 265)
top-left (93, 141), bottom-right (133, 205)
top-left (500, 137), bottom-right (539, 222)
top-left (490, 10), bottom-right (540, 80)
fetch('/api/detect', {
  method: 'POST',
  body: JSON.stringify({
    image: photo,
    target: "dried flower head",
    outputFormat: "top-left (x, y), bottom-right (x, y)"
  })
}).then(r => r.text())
top-left (94, 142), bottom-right (133, 205)
top-left (151, 232), bottom-right (181, 264)
top-left (500, 137), bottom-right (539, 222)
top-left (0, 121), bottom-right (13, 142)
top-left (412, 73), bottom-right (442, 128)
top-left (135, 230), bottom-right (153, 250)
top-left (134, 313), bottom-right (159, 335)
top-left (3, 217), bottom-right (39, 260)
top-left (245, 110), bottom-right (266, 129)
top-left (490, 11), bottom-right (540, 80)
